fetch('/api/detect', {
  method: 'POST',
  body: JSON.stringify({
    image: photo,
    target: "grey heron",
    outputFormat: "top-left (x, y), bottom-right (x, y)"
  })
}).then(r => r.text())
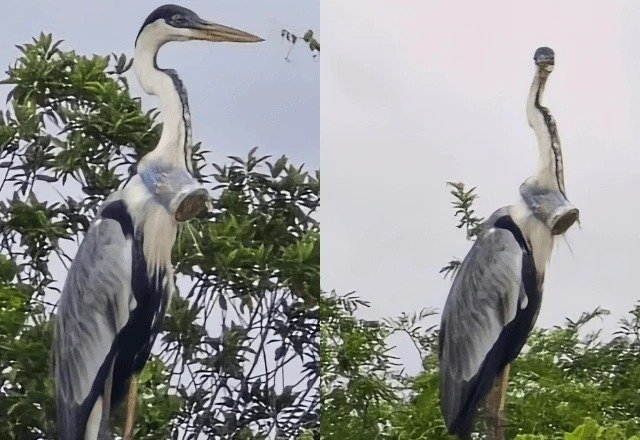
top-left (438, 47), bottom-right (579, 439)
top-left (53, 5), bottom-right (262, 439)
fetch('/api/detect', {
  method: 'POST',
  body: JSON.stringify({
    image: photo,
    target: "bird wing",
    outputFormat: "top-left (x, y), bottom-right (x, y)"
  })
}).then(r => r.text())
top-left (54, 213), bottom-right (134, 437)
top-left (439, 225), bottom-right (528, 435)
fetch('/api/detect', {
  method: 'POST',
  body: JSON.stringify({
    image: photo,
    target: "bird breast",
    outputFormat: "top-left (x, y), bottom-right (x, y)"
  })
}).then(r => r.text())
top-left (509, 202), bottom-right (554, 278)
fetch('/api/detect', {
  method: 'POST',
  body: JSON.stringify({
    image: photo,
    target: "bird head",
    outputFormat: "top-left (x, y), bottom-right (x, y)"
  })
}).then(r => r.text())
top-left (135, 4), bottom-right (264, 46)
top-left (534, 46), bottom-right (554, 77)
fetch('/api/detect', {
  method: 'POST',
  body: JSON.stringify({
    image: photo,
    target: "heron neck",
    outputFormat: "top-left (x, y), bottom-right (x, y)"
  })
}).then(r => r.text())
top-left (509, 201), bottom-right (554, 276)
top-left (526, 70), bottom-right (565, 197)
top-left (134, 36), bottom-right (193, 173)
top-left (120, 175), bottom-right (178, 274)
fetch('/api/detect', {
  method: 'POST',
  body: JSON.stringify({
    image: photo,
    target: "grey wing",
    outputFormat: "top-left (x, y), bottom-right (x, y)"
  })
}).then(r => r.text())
top-left (54, 217), bottom-right (134, 437)
top-left (439, 227), bottom-right (525, 430)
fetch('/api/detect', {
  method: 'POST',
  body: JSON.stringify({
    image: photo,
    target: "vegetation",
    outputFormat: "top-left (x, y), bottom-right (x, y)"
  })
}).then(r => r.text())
top-left (281, 29), bottom-right (320, 62)
top-left (321, 184), bottom-right (640, 440)
top-left (0, 34), bottom-right (319, 439)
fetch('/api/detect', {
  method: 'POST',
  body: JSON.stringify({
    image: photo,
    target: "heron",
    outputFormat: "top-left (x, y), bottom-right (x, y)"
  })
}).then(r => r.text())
top-left (438, 47), bottom-right (579, 439)
top-left (53, 5), bottom-right (262, 439)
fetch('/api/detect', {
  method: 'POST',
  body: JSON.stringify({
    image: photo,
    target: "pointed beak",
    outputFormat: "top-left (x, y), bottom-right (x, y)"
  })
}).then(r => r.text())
top-left (193, 20), bottom-right (264, 43)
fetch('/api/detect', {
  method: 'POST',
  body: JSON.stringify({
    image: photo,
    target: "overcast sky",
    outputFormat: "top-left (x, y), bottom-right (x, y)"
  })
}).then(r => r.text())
top-left (322, 0), bottom-right (640, 374)
top-left (0, 0), bottom-right (318, 170)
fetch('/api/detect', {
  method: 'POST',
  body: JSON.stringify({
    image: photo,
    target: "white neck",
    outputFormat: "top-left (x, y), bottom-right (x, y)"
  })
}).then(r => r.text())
top-left (526, 70), bottom-right (565, 195)
top-left (121, 176), bottom-right (178, 275)
top-left (509, 201), bottom-right (554, 277)
top-left (134, 25), bottom-right (191, 172)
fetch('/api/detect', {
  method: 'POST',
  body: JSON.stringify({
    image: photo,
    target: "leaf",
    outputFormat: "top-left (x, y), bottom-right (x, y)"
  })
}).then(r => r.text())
top-left (274, 344), bottom-right (287, 361)
top-left (0, 254), bottom-right (18, 281)
top-left (219, 294), bottom-right (227, 311)
top-left (269, 155), bottom-right (288, 178)
top-left (35, 174), bottom-right (58, 182)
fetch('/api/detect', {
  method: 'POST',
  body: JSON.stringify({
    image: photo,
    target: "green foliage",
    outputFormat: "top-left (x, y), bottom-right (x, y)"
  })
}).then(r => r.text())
top-left (321, 183), bottom-right (640, 440)
top-left (165, 149), bottom-right (319, 438)
top-left (0, 314), bottom-right (55, 440)
top-left (0, 33), bottom-right (319, 439)
top-left (446, 181), bottom-right (483, 240)
top-left (321, 291), bottom-right (400, 439)
top-left (175, 152), bottom-right (320, 306)
top-left (562, 418), bottom-right (640, 440)
top-left (0, 254), bottom-right (17, 281)
top-left (321, 290), bottom-right (640, 440)
top-left (439, 182), bottom-right (483, 279)
top-left (390, 306), bottom-right (640, 439)
top-left (514, 418), bottom-right (640, 440)
top-left (281, 29), bottom-right (320, 61)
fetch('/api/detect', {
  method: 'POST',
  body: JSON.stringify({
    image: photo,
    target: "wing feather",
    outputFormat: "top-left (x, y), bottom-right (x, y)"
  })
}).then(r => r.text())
top-left (439, 226), bottom-right (526, 435)
top-left (54, 216), bottom-right (133, 438)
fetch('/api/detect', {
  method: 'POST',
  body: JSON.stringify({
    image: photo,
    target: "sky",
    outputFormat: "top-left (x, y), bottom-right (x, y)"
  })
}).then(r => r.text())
top-left (0, 0), bottom-right (319, 170)
top-left (322, 0), bottom-right (640, 374)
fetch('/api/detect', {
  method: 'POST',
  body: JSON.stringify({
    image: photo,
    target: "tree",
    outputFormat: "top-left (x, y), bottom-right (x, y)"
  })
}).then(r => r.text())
top-left (321, 291), bottom-right (402, 439)
top-left (0, 33), bottom-right (319, 439)
top-left (321, 294), bottom-right (640, 440)
top-left (320, 183), bottom-right (640, 440)
top-left (281, 29), bottom-right (320, 62)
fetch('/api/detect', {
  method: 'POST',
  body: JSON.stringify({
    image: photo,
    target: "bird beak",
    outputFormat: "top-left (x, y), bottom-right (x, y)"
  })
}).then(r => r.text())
top-left (193, 20), bottom-right (264, 43)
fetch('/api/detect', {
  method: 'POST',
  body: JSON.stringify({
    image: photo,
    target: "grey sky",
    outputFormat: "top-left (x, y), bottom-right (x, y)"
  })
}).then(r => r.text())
top-left (0, 0), bottom-right (318, 170)
top-left (322, 0), bottom-right (640, 374)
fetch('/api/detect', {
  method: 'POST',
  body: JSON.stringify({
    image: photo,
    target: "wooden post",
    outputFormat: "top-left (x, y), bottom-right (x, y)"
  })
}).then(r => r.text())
top-left (484, 364), bottom-right (510, 440)
top-left (123, 375), bottom-right (138, 440)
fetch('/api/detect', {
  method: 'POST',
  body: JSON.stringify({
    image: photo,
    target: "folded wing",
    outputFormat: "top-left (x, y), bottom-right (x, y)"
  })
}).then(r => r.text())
top-left (439, 225), bottom-right (531, 437)
top-left (54, 213), bottom-right (134, 439)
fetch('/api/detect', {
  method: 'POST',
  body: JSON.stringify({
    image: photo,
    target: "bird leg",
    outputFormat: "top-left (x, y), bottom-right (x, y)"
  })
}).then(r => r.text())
top-left (123, 375), bottom-right (138, 440)
top-left (98, 366), bottom-right (114, 440)
top-left (484, 364), bottom-right (510, 440)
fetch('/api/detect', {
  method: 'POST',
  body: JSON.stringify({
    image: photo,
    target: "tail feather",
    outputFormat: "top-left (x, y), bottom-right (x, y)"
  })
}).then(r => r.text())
top-left (56, 393), bottom-right (112, 440)
top-left (56, 394), bottom-right (81, 440)
top-left (441, 354), bottom-right (508, 438)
